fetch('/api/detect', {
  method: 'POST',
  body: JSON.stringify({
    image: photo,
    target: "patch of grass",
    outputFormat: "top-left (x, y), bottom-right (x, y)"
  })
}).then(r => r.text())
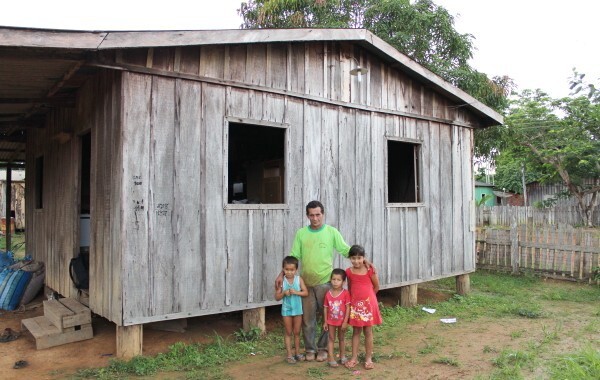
top-left (390, 350), bottom-right (411, 359)
top-left (514, 308), bottom-right (543, 319)
top-left (432, 356), bottom-right (459, 366)
top-left (418, 337), bottom-right (445, 355)
top-left (541, 286), bottom-right (600, 303)
top-left (0, 232), bottom-right (26, 258)
top-left (540, 323), bottom-right (562, 344)
top-left (492, 349), bottom-right (533, 369)
top-left (483, 345), bottom-right (498, 353)
top-left (510, 329), bottom-right (525, 339)
top-left (548, 346), bottom-right (600, 379)
top-left (484, 366), bottom-right (525, 380)
top-left (306, 366), bottom-right (327, 379)
top-left (470, 271), bottom-right (539, 297)
top-left (583, 319), bottom-right (599, 334)
top-left (75, 333), bottom-right (260, 379)
top-left (233, 327), bottom-right (262, 342)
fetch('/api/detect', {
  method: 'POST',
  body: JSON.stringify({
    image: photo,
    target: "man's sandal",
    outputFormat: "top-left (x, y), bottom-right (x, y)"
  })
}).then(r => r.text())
top-left (316, 351), bottom-right (328, 362)
top-left (328, 360), bottom-right (339, 367)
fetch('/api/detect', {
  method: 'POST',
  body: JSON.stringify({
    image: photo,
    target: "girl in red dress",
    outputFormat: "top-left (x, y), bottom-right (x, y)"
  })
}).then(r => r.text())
top-left (344, 245), bottom-right (382, 370)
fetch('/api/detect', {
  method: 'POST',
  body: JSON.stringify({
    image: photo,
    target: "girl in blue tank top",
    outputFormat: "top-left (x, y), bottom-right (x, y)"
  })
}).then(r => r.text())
top-left (275, 256), bottom-right (308, 364)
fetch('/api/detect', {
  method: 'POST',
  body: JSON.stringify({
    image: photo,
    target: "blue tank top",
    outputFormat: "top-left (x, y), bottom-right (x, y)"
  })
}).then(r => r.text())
top-left (281, 275), bottom-right (303, 316)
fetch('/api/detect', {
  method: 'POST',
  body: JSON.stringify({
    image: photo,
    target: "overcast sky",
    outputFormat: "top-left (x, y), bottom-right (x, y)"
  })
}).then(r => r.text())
top-left (2, 0), bottom-right (598, 99)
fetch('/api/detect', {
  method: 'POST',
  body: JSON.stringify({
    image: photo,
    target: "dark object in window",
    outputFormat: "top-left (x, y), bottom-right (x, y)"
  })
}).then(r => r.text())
top-left (35, 156), bottom-right (44, 209)
top-left (388, 140), bottom-right (420, 203)
top-left (228, 123), bottom-right (285, 204)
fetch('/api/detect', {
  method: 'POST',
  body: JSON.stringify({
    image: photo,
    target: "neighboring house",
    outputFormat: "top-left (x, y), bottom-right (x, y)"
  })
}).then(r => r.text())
top-left (475, 181), bottom-right (496, 206)
top-left (527, 180), bottom-right (599, 207)
top-left (0, 27), bottom-right (503, 357)
top-left (493, 190), bottom-right (524, 206)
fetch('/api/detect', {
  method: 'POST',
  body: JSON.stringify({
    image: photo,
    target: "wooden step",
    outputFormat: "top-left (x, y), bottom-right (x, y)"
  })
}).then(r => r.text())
top-left (21, 316), bottom-right (93, 349)
top-left (44, 298), bottom-right (91, 330)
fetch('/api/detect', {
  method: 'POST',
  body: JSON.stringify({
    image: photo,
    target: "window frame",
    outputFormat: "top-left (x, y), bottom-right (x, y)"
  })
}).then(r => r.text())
top-left (385, 136), bottom-right (424, 208)
top-left (223, 117), bottom-right (290, 210)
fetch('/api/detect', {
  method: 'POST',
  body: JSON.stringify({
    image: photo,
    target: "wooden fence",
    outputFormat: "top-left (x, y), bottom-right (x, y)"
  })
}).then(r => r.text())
top-left (476, 225), bottom-right (600, 283)
top-left (477, 206), bottom-right (600, 227)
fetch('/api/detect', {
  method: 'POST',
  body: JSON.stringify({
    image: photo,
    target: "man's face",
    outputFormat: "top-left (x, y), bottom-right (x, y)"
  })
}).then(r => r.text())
top-left (306, 207), bottom-right (324, 230)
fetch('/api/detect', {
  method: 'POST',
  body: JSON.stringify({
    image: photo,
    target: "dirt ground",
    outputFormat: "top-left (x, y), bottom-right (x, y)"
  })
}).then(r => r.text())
top-left (0, 284), bottom-right (597, 379)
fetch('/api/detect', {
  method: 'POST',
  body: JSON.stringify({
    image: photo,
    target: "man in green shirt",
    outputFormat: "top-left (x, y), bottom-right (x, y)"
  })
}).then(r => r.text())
top-left (276, 200), bottom-right (351, 362)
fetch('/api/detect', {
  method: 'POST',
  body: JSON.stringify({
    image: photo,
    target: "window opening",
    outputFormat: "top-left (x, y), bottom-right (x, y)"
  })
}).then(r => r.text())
top-left (35, 156), bottom-right (44, 209)
top-left (228, 123), bottom-right (286, 204)
top-left (387, 140), bottom-right (421, 203)
top-left (80, 133), bottom-right (91, 214)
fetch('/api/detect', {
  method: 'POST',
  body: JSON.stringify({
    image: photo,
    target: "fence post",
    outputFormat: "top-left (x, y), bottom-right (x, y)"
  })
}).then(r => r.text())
top-left (510, 207), bottom-right (519, 274)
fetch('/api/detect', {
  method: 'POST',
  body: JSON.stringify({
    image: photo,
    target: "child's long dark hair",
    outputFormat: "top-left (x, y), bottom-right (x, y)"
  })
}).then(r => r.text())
top-left (348, 244), bottom-right (366, 257)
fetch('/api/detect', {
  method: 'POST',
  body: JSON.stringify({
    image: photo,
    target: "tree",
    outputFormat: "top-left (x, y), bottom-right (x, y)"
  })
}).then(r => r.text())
top-left (493, 148), bottom-right (542, 194)
top-left (502, 88), bottom-right (600, 226)
top-left (238, 0), bottom-right (511, 119)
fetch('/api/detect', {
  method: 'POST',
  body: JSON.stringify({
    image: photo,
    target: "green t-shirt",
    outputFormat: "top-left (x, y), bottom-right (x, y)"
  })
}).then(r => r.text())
top-left (290, 224), bottom-right (350, 287)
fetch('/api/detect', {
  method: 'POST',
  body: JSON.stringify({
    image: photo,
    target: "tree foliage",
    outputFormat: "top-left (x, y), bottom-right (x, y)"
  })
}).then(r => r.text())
top-left (501, 88), bottom-right (600, 226)
top-left (238, 0), bottom-right (512, 126)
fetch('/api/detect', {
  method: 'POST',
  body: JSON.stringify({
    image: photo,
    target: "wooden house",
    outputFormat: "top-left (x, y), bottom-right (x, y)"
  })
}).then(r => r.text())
top-left (0, 27), bottom-right (503, 357)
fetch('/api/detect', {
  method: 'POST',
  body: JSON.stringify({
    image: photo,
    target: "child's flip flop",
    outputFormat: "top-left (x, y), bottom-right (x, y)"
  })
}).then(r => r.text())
top-left (344, 359), bottom-right (357, 368)
top-left (364, 361), bottom-right (375, 370)
top-left (286, 356), bottom-right (297, 364)
top-left (328, 361), bottom-right (339, 367)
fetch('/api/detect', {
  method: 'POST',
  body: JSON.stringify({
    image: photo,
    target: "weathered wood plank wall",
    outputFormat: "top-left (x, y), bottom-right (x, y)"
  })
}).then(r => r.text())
top-left (26, 70), bottom-right (123, 322)
top-left (26, 108), bottom-right (79, 299)
top-left (113, 42), bottom-right (477, 323)
top-left (28, 41), bottom-right (477, 325)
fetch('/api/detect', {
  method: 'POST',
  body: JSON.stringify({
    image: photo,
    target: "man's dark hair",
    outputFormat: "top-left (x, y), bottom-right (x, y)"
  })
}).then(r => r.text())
top-left (282, 255), bottom-right (299, 269)
top-left (331, 268), bottom-right (346, 281)
top-left (306, 200), bottom-right (324, 215)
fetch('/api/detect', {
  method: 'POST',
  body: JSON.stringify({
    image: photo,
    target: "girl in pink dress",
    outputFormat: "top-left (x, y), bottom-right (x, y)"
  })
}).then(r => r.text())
top-left (344, 245), bottom-right (382, 370)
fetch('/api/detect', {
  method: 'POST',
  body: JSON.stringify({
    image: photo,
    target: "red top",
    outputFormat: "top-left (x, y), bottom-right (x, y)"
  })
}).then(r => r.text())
top-left (324, 288), bottom-right (351, 326)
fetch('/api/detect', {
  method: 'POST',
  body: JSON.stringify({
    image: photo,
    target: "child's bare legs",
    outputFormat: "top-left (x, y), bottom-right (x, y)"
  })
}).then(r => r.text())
top-left (283, 316), bottom-right (294, 359)
top-left (350, 326), bottom-right (363, 363)
top-left (364, 326), bottom-right (373, 364)
top-left (292, 316), bottom-right (303, 357)
top-left (337, 326), bottom-right (347, 361)
top-left (326, 325), bottom-right (337, 364)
